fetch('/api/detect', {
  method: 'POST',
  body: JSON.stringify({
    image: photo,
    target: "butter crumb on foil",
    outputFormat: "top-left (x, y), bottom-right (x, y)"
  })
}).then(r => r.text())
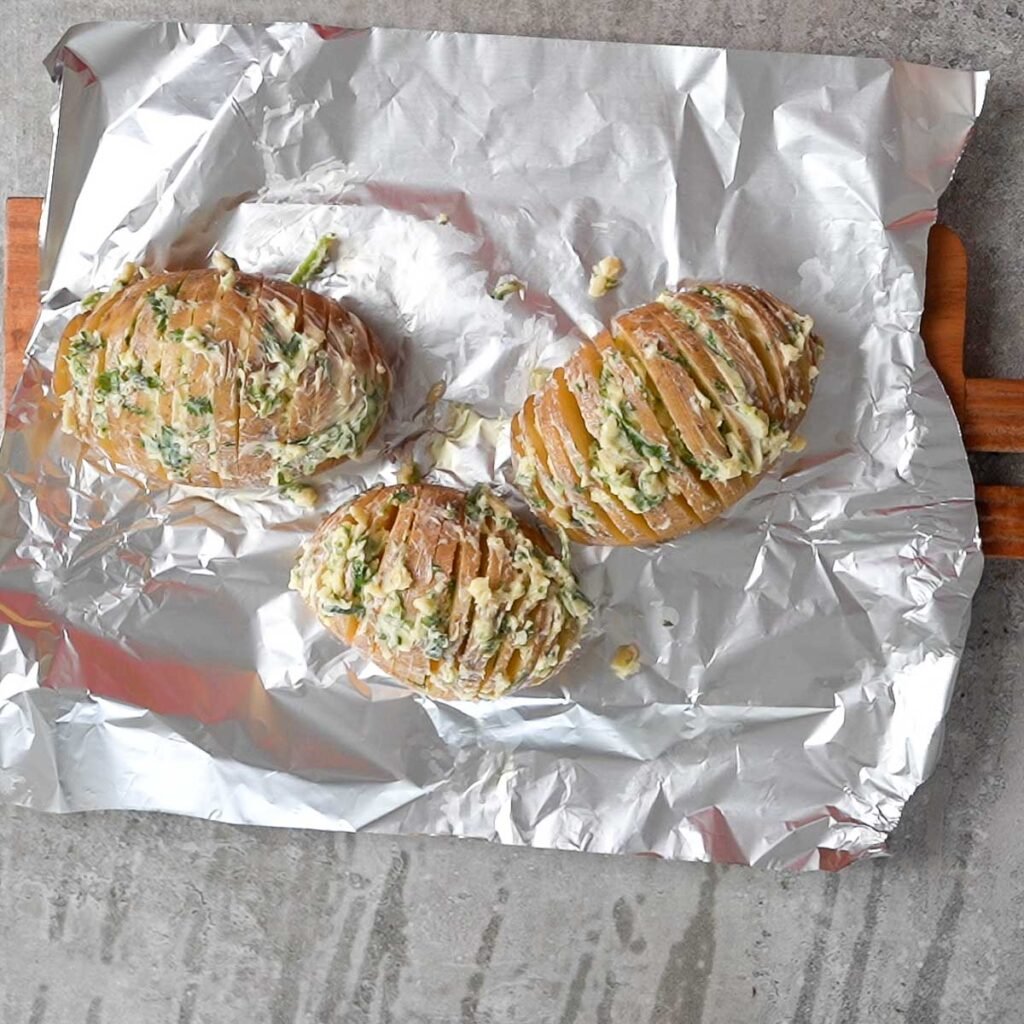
top-left (528, 367), bottom-right (552, 392)
top-left (490, 274), bottom-right (526, 301)
top-left (280, 481), bottom-right (318, 508)
top-left (589, 256), bottom-right (624, 297)
top-left (396, 460), bottom-right (420, 485)
top-left (610, 643), bottom-right (641, 678)
top-left (430, 402), bottom-right (509, 472)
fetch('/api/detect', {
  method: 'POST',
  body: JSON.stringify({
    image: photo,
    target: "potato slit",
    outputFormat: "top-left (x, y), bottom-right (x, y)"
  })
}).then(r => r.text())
top-left (568, 342), bottom-right (684, 537)
top-left (614, 307), bottom-right (748, 508)
top-left (684, 291), bottom-right (777, 419)
top-left (647, 303), bottom-right (767, 474)
top-left (356, 490), bottom-right (420, 669)
top-left (423, 505), bottom-right (462, 691)
top-left (516, 396), bottom-right (592, 545)
top-left (710, 288), bottom-right (789, 413)
top-left (461, 516), bottom-right (509, 697)
top-left (388, 493), bottom-right (446, 690)
top-left (593, 331), bottom-right (713, 528)
top-left (534, 383), bottom-right (624, 544)
top-left (605, 319), bottom-right (723, 520)
top-left (551, 367), bottom-right (659, 544)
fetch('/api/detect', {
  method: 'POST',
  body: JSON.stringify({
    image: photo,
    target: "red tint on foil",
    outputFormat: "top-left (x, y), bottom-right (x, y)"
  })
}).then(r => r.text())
top-left (311, 25), bottom-right (351, 40)
top-left (58, 47), bottom-right (97, 85)
top-left (0, 591), bottom-right (376, 777)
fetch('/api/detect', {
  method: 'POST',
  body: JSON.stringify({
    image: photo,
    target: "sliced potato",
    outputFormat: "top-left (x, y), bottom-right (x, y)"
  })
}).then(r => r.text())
top-left (510, 282), bottom-right (822, 545)
top-left (55, 265), bottom-right (390, 487)
top-left (291, 484), bottom-right (592, 699)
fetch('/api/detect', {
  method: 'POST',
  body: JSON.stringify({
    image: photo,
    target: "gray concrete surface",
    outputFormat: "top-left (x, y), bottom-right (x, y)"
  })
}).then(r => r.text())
top-left (2, 2), bottom-right (1024, 1022)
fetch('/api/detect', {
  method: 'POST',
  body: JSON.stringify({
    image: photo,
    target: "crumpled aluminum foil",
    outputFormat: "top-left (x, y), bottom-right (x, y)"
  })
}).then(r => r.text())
top-left (0, 22), bottom-right (987, 869)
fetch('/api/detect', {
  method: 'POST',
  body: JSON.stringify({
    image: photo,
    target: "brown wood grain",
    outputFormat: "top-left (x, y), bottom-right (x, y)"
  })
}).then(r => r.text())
top-left (976, 485), bottom-right (1024, 559)
top-left (921, 224), bottom-right (967, 420)
top-left (4, 197), bottom-right (42, 410)
top-left (964, 377), bottom-right (1024, 452)
top-left (5, 198), bottom-right (1024, 556)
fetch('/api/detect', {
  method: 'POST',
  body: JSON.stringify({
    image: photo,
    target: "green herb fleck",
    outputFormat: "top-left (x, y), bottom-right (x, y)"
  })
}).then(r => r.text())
top-left (465, 485), bottom-right (488, 522)
top-left (420, 616), bottom-right (450, 659)
top-left (703, 329), bottom-right (737, 368)
top-left (490, 275), bottom-right (526, 301)
top-left (696, 286), bottom-right (728, 319)
top-left (95, 369), bottom-right (120, 396)
top-left (281, 333), bottom-right (303, 361)
top-left (244, 381), bottom-right (284, 418)
top-left (321, 601), bottom-right (363, 617)
top-left (68, 331), bottom-right (104, 358)
top-left (185, 396), bottom-right (213, 416)
top-left (66, 330), bottom-right (105, 384)
top-left (146, 425), bottom-right (190, 474)
top-left (619, 417), bottom-right (670, 464)
top-left (141, 373), bottom-right (162, 391)
top-left (146, 286), bottom-right (176, 333)
top-left (351, 560), bottom-right (373, 596)
top-left (289, 234), bottom-right (336, 286)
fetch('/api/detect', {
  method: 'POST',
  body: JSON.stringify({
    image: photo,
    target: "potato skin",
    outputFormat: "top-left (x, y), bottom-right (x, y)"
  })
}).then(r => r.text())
top-left (511, 283), bottom-right (823, 546)
top-left (290, 484), bottom-right (592, 700)
top-left (55, 268), bottom-right (390, 487)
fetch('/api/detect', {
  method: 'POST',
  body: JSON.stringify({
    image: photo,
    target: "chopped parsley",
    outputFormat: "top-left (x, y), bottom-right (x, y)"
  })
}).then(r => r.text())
top-left (146, 286), bottom-right (176, 333)
top-left (490, 275), bottom-right (526, 301)
top-left (289, 234), bottom-right (336, 286)
top-left (280, 333), bottom-right (304, 361)
top-left (617, 415), bottom-right (671, 465)
top-left (95, 369), bottom-right (120, 396)
top-left (145, 426), bottom-right (190, 474)
top-left (68, 331), bottom-right (104, 357)
top-left (321, 601), bottom-right (364, 617)
top-left (244, 381), bottom-right (285, 418)
top-left (696, 286), bottom-right (728, 319)
top-left (65, 330), bottom-right (105, 384)
top-left (185, 396), bottom-right (213, 416)
top-left (465, 485), bottom-right (488, 522)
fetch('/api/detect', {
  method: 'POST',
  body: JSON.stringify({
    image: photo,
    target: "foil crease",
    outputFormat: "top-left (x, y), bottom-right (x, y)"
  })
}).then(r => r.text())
top-left (0, 22), bottom-right (987, 869)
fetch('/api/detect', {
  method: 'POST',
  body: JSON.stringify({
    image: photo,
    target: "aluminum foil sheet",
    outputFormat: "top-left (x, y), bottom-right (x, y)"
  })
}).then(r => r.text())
top-left (0, 22), bottom-right (987, 869)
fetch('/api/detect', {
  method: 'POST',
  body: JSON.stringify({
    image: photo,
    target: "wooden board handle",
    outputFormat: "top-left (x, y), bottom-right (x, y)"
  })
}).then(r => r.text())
top-left (4, 197), bottom-right (42, 407)
top-left (921, 225), bottom-right (1024, 556)
top-left (976, 485), bottom-right (1024, 559)
top-left (5, 198), bottom-right (1024, 556)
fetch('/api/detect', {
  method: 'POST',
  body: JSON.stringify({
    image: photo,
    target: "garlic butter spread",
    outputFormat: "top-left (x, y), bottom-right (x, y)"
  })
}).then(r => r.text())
top-left (610, 644), bottom-right (641, 678)
top-left (291, 484), bottom-right (592, 699)
top-left (58, 263), bottom-right (389, 488)
top-left (511, 280), bottom-right (821, 545)
top-left (589, 257), bottom-right (624, 298)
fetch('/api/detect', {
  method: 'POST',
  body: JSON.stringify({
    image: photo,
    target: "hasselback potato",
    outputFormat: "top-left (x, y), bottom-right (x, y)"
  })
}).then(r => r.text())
top-left (291, 484), bottom-right (592, 699)
top-left (511, 283), bottom-right (823, 545)
top-left (55, 264), bottom-right (390, 487)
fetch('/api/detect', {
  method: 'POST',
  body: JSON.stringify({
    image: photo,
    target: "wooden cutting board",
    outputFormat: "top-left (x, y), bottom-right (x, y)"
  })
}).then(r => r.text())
top-left (5, 196), bottom-right (1023, 556)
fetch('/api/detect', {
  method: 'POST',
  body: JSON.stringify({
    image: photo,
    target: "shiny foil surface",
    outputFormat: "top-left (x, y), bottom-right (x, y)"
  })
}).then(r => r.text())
top-left (0, 22), bottom-right (987, 869)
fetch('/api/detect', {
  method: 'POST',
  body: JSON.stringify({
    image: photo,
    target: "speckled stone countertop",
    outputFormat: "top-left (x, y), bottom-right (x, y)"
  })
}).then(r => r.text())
top-left (2, 3), bottom-right (1023, 1022)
